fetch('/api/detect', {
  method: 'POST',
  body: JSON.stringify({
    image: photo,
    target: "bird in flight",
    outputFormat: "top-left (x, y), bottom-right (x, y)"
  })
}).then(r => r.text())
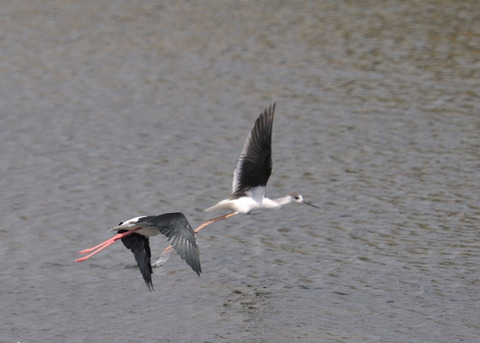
top-left (205, 103), bottom-right (319, 216)
top-left (75, 212), bottom-right (201, 291)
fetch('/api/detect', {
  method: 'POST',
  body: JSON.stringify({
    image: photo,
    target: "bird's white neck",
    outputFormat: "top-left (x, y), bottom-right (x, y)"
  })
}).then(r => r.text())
top-left (262, 195), bottom-right (293, 209)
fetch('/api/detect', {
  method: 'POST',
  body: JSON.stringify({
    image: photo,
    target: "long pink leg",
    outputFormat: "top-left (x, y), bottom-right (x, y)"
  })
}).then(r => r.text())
top-left (160, 212), bottom-right (238, 255)
top-left (74, 227), bottom-right (141, 263)
top-left (74, 240), bottom-right (118, 263)
top-left (77, 238), bottom-right (117, 255)
top-left (76, 230), bottom-right (139, 254)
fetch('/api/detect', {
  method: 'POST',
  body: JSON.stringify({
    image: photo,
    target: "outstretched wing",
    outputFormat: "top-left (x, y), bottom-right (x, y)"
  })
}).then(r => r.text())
top-left (120, 232), bottom-right (154, 291)
top-left (141, 213), bottom-right (202, 276)
top-left (232, 104), bottom-right (275, 197)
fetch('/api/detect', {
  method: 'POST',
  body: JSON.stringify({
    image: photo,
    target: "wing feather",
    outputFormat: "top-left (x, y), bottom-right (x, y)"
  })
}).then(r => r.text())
top-left (141, 213), bottom-right (202, 276)
top-left (232, 104), bottom-right (275, 197)
top-left (120, 233), bottom-right (154, 291)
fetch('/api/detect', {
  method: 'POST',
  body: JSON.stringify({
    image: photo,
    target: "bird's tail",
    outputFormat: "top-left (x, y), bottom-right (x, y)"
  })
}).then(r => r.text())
top-left (204, 199), bottom-right (232, 212)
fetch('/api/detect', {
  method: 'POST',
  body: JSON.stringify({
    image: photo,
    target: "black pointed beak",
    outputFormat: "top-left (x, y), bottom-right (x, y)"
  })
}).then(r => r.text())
top-left (303, 201), bottom-right (320, 209)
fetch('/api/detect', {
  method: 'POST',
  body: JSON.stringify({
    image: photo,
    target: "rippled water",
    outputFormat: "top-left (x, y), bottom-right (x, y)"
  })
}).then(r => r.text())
top-left (1, 1), bottom-right (479, 342)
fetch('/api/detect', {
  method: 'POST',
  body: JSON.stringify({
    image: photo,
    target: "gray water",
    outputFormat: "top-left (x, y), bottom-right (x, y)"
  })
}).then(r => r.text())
top-left (1, 1), bottom-right (479, 342)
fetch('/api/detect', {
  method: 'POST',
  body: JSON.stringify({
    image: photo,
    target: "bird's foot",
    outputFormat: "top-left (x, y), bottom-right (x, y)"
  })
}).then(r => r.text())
top-left (152, 250), bottom-right (171, 268)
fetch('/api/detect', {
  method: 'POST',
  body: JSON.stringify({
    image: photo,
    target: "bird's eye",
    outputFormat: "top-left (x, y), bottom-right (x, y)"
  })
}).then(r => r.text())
top-left (118, 222), bottom-right (123, 225)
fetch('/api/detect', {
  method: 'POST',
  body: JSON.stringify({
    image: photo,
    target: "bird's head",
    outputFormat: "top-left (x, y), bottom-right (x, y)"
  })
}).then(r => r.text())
top-left (290, 193), bottom-right (304, 203)
top-left (109, 216), bottom-right (143, 232)
top-left (290, 193), bottom-right (320, 209)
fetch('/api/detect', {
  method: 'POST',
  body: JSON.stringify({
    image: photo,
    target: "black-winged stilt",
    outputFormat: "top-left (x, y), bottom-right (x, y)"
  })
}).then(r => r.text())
top-left (75, 212), bottom-right (201, 291)
top-left (205, 103), bottom-right (319, 215)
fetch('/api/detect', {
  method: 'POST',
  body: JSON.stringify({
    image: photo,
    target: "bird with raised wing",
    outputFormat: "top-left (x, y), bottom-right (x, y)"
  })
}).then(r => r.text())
top-left (204, 103), bottom-right (319, 221)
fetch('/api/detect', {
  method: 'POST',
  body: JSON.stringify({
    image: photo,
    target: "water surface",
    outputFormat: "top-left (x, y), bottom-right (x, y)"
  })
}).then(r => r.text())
top-left (1, 1), bottom-right (479, 342)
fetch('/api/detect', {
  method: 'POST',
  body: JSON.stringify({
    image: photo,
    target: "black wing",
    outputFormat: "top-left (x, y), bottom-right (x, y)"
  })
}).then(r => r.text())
top-left (232, 104), bottom-right (275, 197)
top-left (139, 213), bottom-right (202, 276)
top-left (120, 232), bottom-right (154, 291)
